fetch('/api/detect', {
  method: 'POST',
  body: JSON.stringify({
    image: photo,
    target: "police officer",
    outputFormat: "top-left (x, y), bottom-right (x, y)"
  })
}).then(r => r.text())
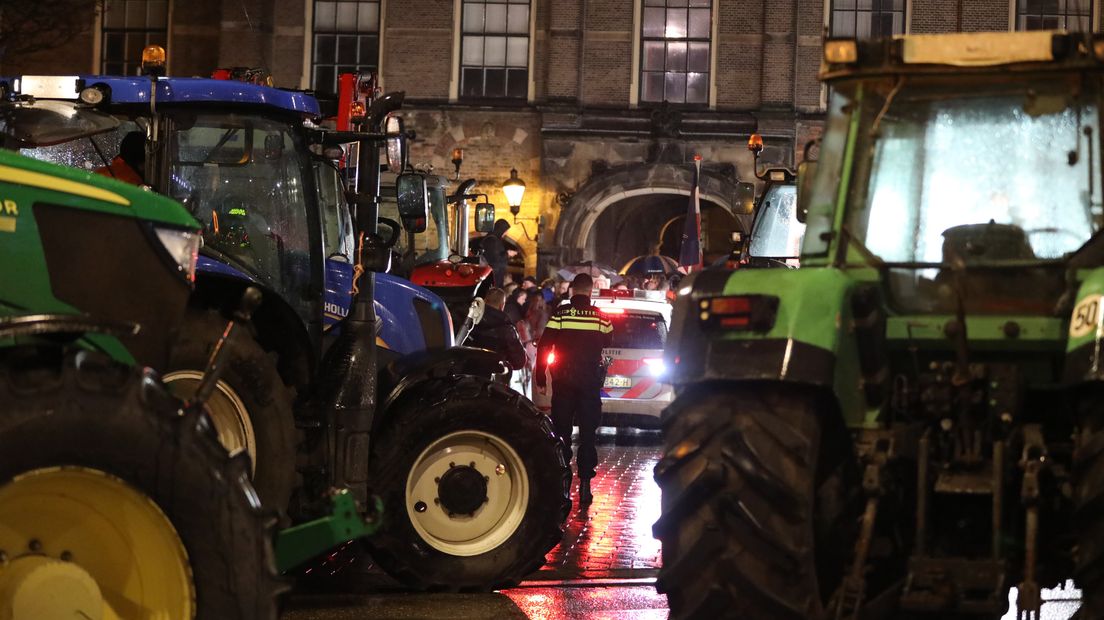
top-left (534, 273), bottom-right (612, 505)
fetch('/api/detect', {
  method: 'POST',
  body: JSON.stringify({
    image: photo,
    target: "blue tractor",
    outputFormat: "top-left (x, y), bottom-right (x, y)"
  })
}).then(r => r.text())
top-left (9, 66), bottom-right (569, 590)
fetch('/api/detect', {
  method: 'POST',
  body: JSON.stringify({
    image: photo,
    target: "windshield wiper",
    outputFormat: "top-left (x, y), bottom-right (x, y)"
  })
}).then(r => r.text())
top-left (203, 127), bottom-right (241, 163)
top-left (87, 134), bottom-right (113, 176)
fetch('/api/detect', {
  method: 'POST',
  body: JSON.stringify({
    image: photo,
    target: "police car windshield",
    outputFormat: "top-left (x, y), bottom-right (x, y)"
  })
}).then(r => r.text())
top-left (608, 313), bottom-right (667, 349)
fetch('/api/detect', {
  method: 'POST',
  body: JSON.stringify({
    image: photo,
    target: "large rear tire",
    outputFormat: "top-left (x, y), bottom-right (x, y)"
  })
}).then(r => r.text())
top-left (1074, 390), bottom-right (1104, 618)
top-left (164, 309), bottom-right (298, 512)
top-left (653, 384), bottom-right (858, 620)
top-left (0, 346), bottom-right (284, 619)
top-left (365, 376), bottom-right (570, 590)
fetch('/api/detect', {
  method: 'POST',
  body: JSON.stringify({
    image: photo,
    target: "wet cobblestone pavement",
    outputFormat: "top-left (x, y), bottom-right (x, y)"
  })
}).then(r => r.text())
top-left (525, 428), bottom-right (663, 582)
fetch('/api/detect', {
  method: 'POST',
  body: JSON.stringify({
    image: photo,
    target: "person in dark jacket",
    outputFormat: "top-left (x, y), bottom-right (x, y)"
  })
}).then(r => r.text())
top-left (469, 287), bottom-right (527, 375)
top-left (534, 273), bottom-right (613, 505)
top-left (503, 287), bottom-right (527, 324)
top-left (481, 219), bottom-right (512, 287)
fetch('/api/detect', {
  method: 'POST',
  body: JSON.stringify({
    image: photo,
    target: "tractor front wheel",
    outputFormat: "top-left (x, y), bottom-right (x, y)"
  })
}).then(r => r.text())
top-left (0, 347), bottom-right (283, 619)
top-left (365, 376), bottom-right (570, 590)
top-left (653, 384), bottom-right (859, 620)
top-left (165, 309), bottom-right (298, 512)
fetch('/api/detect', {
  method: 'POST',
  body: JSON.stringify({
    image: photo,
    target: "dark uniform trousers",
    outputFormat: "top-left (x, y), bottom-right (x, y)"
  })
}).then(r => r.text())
top-left (549, 377), bottom-right (602, 479)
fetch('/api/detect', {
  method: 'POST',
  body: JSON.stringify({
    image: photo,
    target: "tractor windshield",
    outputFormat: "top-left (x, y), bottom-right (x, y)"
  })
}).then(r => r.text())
top-left (842, 76), bottom-right (1100, 264)
top-left (748, 184), bottom-right (803, 263)
top-left (810, 75), bottom-right (1103, 314)
top-left (167, 112), bottom-right (314, 317)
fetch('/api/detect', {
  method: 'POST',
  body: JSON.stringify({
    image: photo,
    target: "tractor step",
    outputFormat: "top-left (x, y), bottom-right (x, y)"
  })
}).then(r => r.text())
top-left (900, 556), bottom-right (1007, 615)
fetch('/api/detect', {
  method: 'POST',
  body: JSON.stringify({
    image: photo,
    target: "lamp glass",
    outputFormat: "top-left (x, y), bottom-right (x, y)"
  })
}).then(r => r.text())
top-left (502, 169), bottom-right (526, 208)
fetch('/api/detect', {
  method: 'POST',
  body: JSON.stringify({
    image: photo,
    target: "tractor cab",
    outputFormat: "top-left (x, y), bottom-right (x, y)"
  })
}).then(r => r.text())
top-left (658, 31), bottom-right (1104, 619)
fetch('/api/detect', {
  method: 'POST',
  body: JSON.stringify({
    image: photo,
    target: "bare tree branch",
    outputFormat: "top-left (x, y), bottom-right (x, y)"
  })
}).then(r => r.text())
top-left (0, 0), bottom-right (103, 59)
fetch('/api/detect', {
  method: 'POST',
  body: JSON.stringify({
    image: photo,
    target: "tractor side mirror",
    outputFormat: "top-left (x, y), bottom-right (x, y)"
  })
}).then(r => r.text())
top-left (475, 202), bottom-right (495, 233)
top-left (396, 172), bottom-right (429, 233)
top-left (796, 160), bottom-right (817, 224)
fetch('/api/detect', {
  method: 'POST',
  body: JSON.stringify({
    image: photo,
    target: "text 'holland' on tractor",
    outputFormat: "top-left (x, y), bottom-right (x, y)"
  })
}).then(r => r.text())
top-left (8, 50), bottom-right (569, 594)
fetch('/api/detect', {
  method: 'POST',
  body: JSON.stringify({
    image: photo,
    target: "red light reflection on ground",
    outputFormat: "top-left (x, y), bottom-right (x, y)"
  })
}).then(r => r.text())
top-left (502, 585), bottom-right (668, 620)
top-left (534, 444), bottom-right (664, 581)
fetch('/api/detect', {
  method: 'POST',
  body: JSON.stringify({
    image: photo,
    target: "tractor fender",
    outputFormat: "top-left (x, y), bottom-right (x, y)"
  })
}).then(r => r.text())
top-left (379, 347), bottom-right (507, 416)
top-left (191, 262), bottom-right (314, 389)
top-left (1064, 267), bottom-right (1104, 385)
top-left (667, 268), bottom-right (873, 427)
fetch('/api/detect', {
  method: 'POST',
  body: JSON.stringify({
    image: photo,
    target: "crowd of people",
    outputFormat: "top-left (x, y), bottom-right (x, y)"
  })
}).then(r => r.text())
top-left (468, 267), bottom-right (681, 396)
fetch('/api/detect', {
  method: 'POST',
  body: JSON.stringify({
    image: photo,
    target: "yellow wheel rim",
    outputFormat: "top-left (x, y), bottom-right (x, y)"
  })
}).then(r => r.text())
top-left (163, 370), bottom-right (257, 475)
top-left (0, 467), bottom-right (195, 620)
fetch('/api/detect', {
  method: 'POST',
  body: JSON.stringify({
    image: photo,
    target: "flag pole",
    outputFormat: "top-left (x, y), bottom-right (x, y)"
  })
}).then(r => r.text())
top-left (678, 154), bottom-right (704, 273)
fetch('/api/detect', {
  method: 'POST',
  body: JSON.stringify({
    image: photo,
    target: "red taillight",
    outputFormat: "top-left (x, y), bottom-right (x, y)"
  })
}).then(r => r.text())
top-left (699, 295), bottom-right (778, 332)
top-left (710, 297), bottom-right (751, 314)
top-left (547, 351), bottom-right (556, 365)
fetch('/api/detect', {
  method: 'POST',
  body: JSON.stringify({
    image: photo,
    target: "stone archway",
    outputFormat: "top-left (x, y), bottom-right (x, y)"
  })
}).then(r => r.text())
top-left (551, 162), bottom-right (752, 266)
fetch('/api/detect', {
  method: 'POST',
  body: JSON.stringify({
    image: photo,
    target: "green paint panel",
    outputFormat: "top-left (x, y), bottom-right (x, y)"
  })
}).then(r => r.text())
top-left (274, 491), bottom-right (382, 573)
top-left (1066, 268), bottom-right (1104, 352)
top-left (718, 267), bottom-right (856, 352)
top-left (887, 315), bottom-right (1066, 351)
top-left (0, 149), bottom-right (196, 364)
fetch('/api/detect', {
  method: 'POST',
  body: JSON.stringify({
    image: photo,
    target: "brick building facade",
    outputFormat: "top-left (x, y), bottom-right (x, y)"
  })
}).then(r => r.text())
top-left (4, 0), bottom-right (1099, 276)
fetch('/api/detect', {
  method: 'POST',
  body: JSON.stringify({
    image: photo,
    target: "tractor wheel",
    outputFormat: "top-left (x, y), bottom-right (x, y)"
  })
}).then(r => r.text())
top-left (1074, 390), bottom-right (1104, 617)
top-left (653, 384), bottom-right (859, 620)
top-left (365, 376), bottom-right (570, 590)
top-left (164, 309), bottom-right (297, 512)
top-left (0, 346), bottom-right (284, 619)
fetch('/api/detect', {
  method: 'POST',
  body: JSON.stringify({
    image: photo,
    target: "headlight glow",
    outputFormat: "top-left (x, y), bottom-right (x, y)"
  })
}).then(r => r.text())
top-left (643, 357), bottom-right (666, 377)
top-left (154, 226), bottom-right (201, 282)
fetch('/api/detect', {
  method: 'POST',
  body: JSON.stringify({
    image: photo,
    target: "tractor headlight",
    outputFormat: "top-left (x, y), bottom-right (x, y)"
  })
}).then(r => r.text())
top-left (154, 226), bottom-right (201, 282)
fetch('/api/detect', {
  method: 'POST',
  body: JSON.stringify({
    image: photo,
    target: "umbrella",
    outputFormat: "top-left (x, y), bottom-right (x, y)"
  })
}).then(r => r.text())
top-left (620, 254), bottom-right (680, 277)
top-left (556, 261), bottom-right (622, 284)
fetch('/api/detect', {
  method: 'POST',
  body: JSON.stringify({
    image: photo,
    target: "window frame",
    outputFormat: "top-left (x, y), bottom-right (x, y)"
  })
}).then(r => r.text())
top-left (827, 0), bottom-right (907, 39)
top-left (1012, 0), bottom-right (1096, 31)
top-left (457, 0), bottom-right (532, 101)
top-left (637, 0), bottom-right (714, 107)
top-left (309, 0), bottom-right (383, 95)
top-left (100, 0), bottom-right (170, 76)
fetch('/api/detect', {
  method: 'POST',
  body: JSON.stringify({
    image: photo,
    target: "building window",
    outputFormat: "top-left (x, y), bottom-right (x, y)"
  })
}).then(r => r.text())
top-left (1015, 0), bottom-right (1092, 30)
top-left (640, 0), bottom-right (712, 105)
top-left (101, 0), bottom-right (168, 75)
top-left (460, 0), bottom-right (530, 99)
top-left (312, 0), bottom-right (381, 94)
top-left (829, 0), bottom-right (906, 38)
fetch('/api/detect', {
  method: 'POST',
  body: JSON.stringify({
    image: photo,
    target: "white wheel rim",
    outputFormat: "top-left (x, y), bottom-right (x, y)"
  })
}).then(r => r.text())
top-left (405, 430), bottom-right (529, 557)
top-left (162, 371), bottom-right (257, 476)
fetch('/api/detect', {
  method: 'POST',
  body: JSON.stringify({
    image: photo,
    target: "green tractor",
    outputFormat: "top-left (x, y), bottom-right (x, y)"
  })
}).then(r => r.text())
top-left (0, 97), bottom-right (283, 617)
top-left (656, 31), bottom-right (1104, 618)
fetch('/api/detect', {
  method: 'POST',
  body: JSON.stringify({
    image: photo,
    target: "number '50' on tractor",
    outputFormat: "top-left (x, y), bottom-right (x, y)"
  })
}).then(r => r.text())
top-left (658, 31), bottom-right (1104, 619)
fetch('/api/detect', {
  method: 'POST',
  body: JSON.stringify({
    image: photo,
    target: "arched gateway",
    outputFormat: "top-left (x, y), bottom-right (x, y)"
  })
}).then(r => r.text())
top-left (549, 162), bottom-right (753, 268)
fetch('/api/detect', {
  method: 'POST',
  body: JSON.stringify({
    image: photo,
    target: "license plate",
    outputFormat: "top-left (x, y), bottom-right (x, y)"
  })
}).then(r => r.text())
top-left (604, 376), bottom-right (632, 389)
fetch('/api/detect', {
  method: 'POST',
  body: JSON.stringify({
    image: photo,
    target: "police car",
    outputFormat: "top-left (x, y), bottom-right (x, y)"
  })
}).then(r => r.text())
top-left (534, 288), bottom-right (673, 428)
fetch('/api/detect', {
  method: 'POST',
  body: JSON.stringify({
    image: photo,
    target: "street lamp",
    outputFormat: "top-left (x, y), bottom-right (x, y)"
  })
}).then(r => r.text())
top-left (502, 168), bottom-right (527, 217)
